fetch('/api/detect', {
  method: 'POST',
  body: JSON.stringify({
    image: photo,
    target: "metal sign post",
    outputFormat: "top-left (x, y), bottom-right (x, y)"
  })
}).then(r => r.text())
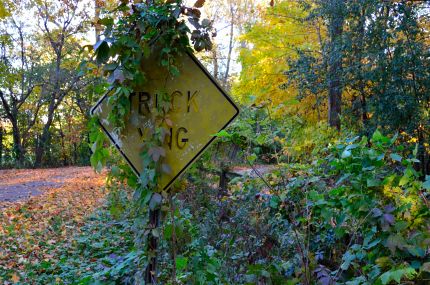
top-left (145, 208), bottom-right (160, 283)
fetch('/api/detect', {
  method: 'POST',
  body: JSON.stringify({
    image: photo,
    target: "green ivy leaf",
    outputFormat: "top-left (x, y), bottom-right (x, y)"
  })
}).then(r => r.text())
top-left (413, 143), bottom-right (418, 156)
top-left (406, 246), bottom-right (425, 257)
top-left (367, 178), bottom-right (381, 187)
top-left (390, 153), bottom-right (402, 162)
top-left (372, 130), bottom-right (383, 142)
top-left (103, 63), bottom-right (117, 72)
top-left (256, 134), bottom-right (266, 145)
top-left (422, 176), bottom-right (430, 190)
top-left (176, 256), bottom-right (188, 271)
top-left (380, 268), bottom-right (416, 284)
top-left (269, 196), bottom-right (280, 209)
top-left (152, 228), bottom-right (160, 238)
top-left (380, 271), bottom-right (391, 284)
top-left (386, 235), bottom-right (406, 254)
top-left (398, 175), bottom-right (410, 187)
top-left (340, 251), bottom-right (356, 270)
top-left (170, 65), bottom-right (180, 77)
top-left (95, 41), bottom-right (110, 64)
top-left (98, 17), bottom-right (114, 26)
top-left (164, 224), bottom-right (172, 240)
top-left (341, 149), bottom-right (352, 158)
top-left (247, 153), bottom-right (257, 164)
top-left (213, 130), bottom-right (232, 138)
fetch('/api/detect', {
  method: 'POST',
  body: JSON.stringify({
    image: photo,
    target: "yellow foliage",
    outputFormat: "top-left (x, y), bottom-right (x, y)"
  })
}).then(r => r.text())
top-left (232, 0), bottom-right (324, 120)
top-left (0, 1), bottom-right (10, 19)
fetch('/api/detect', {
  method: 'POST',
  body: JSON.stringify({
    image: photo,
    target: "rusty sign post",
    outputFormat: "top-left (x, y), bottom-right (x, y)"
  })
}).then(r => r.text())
top-left (145, 207), bottom-right (160, 283)
top-left (91, 51), bottom-right (239, 283)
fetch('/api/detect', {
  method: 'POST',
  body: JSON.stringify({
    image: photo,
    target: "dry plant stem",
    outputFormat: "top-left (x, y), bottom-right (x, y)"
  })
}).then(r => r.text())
top-left (305, 196), bottom-right (312, 284)
top-left (293, 229), bottom-right (309, 285)
top-left (333, 208), bottom-right (376, 280)
top-left (246, 159), bottom-right (274, 191)
top-left (169, 194), bottom-right (177, 284)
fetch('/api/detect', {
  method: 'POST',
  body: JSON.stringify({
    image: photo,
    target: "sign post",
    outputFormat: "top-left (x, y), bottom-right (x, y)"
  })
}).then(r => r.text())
top-left (145, 208), bottom-right (160, 283)
top-left (91, 51), bottom-right (239, 282)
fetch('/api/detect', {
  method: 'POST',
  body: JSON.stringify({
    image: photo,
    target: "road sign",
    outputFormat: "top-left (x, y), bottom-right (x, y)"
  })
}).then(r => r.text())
top-left (91, 52), bottom-right (239, 190)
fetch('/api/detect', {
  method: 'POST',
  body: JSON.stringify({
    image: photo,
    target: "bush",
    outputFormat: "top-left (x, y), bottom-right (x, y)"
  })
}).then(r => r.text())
top-left (174, 130), bottom-right (430, 284)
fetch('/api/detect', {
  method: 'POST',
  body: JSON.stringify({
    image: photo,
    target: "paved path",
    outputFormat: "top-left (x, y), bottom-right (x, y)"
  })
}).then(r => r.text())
top-left (229, 164), bottom-right (277, 178)
top-left (0, 167), bottom-right (97, 204)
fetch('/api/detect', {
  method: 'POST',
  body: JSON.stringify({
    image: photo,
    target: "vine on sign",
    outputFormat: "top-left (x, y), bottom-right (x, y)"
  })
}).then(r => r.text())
top-left (87, 0), bottom-right (238, 282)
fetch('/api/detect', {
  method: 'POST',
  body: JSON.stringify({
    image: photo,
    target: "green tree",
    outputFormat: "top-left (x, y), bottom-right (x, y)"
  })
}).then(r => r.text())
top-left (0, 0), bottom-right (100, 167)
top-left (286, 0), bottom-right (430, 173)
top-left (0, 12), bottom-right (44, 166)
top-left (33, 0), bottom-right (92, 166)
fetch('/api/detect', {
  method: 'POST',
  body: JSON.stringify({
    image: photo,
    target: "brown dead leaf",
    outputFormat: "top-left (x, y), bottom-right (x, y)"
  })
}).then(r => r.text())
top-left (194, 0), bottom-right (205, 8)
top-left (11, 273), bottom-right (20, 283)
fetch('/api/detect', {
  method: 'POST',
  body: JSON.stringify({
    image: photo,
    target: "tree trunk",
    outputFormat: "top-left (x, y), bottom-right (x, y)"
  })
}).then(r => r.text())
top-left (218, 163), bottom-right (230, 198)
top-left (315, 21), bottom-right (326, 122)
top-left (223, 2), bottom-right (235, 88)
top-left (0, 91), bottom-right (25, 166)
top-left (11, 119), bottom-right (25, 167)
top-left (0, 124), bottom-right (3, 168)
top-left (212, 46), bottom-right (219, 80)
top-left (34, 120), bottom-right (52, 167)
top-left (35, 38), bottom-right (63, 167)
top-left (35, 100), bottom-right (56, 167)
top-left (60, 131), bottom-right (66, 166)
top-left (95, 0), bottom-right (102, 43)
top-left (356, 6), bottom-right (368, 129)
top-left (328, 0), bottom-right (344, 130)
top-left (73, 142), bottom-right (78, 165)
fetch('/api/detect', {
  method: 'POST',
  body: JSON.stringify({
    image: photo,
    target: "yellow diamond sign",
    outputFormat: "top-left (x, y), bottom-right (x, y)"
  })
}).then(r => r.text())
top-left (91, 52), bottom-right (239, 190)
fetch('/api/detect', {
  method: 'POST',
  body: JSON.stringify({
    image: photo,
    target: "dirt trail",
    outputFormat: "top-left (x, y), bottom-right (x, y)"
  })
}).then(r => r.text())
top-left (0, 167), bottom-right (102, 207)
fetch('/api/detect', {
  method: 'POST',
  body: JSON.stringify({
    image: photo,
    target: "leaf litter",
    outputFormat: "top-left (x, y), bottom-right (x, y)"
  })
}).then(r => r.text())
top-left (0, 167), bottom-right (107, 283)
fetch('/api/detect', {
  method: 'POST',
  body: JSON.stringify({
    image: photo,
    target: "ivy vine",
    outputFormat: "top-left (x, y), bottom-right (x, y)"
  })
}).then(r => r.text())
top-left (88, 0), bottom-right (213, 282)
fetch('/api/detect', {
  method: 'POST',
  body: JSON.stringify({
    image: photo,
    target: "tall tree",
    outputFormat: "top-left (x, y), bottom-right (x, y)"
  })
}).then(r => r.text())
top-left (0, 119), bottom-right (3, 167)
top-left (286, 0), bottom-right (430, 172)
top-left (0, 14), bottom-right (44, 166)
top-left (326, 0), bottom-right (345, 130)
top-left (201, 0), bottom-right (257, 89)
top-left (33, 0), bottom-right (91, 166)
top-left (343, 1), bottom-right (369, 130)
top-left (0, 0), bottom-right (95, 167)
top-left (233, 0), bottom-right (322, 119)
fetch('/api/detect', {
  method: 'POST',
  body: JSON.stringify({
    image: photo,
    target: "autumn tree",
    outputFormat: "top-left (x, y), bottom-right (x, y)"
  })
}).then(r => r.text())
top-left (33, 0), bottom-right (92, 166)
top-left (0, 0), bottom-right (98, 167)
top-left (233, 0), bottom-right (322, 119)
top-left (0, 6), bottom-right (45, 166)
